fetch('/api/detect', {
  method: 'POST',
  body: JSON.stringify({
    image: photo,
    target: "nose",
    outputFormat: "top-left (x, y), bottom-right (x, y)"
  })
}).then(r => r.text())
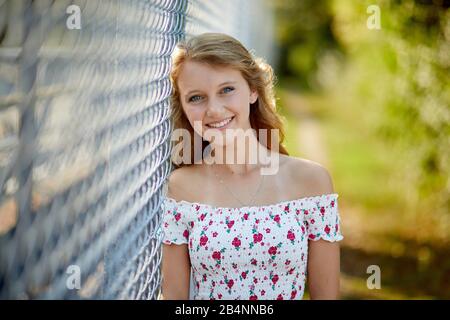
top-left (206, 97), bottom-right (225, 118)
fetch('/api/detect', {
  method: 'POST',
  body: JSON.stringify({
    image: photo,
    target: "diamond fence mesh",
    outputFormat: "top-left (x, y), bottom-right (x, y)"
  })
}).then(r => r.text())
top-left (0, 0), bottom-right (273, 299)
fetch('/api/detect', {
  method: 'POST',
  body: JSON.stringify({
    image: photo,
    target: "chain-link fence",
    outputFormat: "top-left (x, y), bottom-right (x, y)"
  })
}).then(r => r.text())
top-left (0, 0), bottom-right (273, 299)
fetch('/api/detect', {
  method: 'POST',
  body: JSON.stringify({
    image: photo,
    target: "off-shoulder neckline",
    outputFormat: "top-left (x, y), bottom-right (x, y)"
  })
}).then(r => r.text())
top-left (164, 193), bottom-right (339, 211)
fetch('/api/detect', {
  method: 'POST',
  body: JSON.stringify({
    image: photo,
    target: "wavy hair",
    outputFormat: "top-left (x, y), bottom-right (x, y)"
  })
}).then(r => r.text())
top-left (169, 33), bottom-right (289, 167)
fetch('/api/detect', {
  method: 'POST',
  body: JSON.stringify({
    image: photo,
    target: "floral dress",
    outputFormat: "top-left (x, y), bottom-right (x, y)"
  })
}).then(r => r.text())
top-left (160, 193), bottom-right (343, 300)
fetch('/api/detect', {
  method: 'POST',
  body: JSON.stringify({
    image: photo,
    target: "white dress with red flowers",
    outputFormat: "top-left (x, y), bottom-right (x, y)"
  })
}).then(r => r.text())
top-left (160, 193), bottom-right (343, 300)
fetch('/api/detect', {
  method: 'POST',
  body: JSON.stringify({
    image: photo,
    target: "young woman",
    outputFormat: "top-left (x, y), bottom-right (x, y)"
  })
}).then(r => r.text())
top-left (160, 33), bottom-right (343, 300)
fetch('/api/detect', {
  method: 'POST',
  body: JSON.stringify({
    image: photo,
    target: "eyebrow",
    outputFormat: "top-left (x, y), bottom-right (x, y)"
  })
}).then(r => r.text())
top-left (185, 81), bottom-right (237, 97)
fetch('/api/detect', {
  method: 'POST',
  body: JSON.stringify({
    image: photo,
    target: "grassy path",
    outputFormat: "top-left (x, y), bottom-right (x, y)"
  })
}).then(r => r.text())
top-left (277, 87), bottom-right (448, 299)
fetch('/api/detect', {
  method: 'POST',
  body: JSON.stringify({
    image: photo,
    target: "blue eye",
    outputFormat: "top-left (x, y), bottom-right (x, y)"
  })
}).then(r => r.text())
top-left (189, 95), bottom-right (202, 103)
top-left (188, 87), bottom-right (233, 103)
top-left (223, 87), bottom-right (234, 92)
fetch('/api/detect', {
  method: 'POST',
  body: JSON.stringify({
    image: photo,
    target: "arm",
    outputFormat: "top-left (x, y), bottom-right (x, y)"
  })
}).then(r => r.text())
top-left (161, 243), bottom-right (191, 299)
top-left (299, 159), bottom-right (342, 299)
top-left (161, 168), bottom-right (192, 300)
top-left (307, 240), bottom-right (341, 299)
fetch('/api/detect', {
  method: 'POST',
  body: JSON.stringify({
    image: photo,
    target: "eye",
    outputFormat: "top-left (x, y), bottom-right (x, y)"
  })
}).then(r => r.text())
top-left (188, 95), bottom-right (203, 103)
top-left (223, 87), bottom-right (234, 93)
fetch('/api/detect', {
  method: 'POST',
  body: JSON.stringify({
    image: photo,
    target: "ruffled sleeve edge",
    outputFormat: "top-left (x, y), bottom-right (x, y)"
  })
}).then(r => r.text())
top-left (308, 233), bottom-right (344, 242)
top-left (305, 193), bottom-right (344, 243)
top-left (162, 238), bottom-right (189, 245)
top-left (160, 196), bottom-right (190, 245)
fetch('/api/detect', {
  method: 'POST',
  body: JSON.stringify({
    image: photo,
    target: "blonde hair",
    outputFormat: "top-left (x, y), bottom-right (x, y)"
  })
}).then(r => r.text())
top-left (169, 33), bottom-right (289, 168)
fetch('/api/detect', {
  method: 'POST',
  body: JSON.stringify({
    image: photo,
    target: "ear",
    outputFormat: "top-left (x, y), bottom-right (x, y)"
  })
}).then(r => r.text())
top-left (250, 89), bottom-right (258, 104)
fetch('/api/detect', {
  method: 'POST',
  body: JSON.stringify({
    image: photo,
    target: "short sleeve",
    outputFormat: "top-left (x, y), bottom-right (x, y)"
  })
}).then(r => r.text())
top-left (161, 197), bottom-right (190, 245)
top-left (304, 194), bottom-right (343, 242)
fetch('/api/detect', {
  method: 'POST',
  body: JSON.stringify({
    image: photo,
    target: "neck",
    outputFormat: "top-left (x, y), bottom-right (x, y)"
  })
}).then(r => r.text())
top-left (204, 130), bottom-right (274, 176)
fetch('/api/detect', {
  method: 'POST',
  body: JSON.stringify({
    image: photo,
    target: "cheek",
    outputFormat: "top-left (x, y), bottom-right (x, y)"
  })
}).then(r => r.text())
top-left (183, 106), bottom-right (207, 135)
top-left (184, 105), bottom-right (205, 122)
top-left (228, 94), bottom-right (250, 117)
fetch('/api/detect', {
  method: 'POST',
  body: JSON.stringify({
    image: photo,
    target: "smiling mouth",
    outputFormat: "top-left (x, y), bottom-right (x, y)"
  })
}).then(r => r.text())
top-left (206, 116), bottom-right (235, 129)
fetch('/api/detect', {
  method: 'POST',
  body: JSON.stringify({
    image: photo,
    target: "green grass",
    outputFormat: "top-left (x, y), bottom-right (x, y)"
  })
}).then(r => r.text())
top-left (321, 114), bottom-right (402, 211)
top-left (275, 84), bottom-right (450, 299)
top-left (303, 92), bottom-right (404, 212)
top-left (277, 85), bottom-right (403, 212)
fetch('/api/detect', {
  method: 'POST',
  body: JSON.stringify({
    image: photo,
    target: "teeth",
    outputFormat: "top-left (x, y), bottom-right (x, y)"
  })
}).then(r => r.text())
top-left (207, 117), bottom-right (233, 128)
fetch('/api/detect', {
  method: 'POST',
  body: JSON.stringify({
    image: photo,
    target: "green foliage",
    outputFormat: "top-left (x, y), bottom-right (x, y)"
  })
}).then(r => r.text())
top-left (274, 0), bottom-right (449, 216)
top-left (273, 0), bottom-right (341, 88)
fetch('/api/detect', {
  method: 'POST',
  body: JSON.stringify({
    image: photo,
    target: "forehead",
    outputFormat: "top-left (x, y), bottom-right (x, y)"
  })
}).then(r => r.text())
top-left (177, 60), bottom-right (245, 92)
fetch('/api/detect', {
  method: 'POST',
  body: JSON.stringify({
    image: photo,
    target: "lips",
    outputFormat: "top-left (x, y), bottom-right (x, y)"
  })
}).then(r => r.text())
top-left (206, 116), bottom-right (235, 129)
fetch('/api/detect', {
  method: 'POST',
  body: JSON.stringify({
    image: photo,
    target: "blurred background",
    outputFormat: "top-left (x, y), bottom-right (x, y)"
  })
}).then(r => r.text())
top-left (272, 0), bottom-right (450, 299)
top-left (0, 0), bottom-right (448, 299)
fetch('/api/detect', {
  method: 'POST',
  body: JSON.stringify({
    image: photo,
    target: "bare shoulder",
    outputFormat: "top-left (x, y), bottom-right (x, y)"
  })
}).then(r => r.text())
top-left (166, 165), bottom-right (203, 201)
top-left (282, 155), bottom-right (335, 196)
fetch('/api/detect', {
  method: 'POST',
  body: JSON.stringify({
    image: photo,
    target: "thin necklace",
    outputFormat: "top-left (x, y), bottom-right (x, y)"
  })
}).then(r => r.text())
top-left (213, 165), bottom-right (265, 207)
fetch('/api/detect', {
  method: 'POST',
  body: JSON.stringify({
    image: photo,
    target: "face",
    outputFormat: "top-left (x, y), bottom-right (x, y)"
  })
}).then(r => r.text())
top-left (177, 60), bottom-right (258, 147)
